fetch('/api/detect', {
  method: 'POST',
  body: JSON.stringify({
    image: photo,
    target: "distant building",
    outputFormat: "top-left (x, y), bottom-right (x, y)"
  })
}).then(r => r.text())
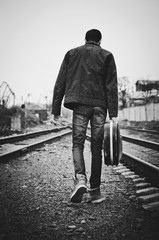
top-left (136, 80), bottom-right (159, 93)
top-left (24, 102), bottom-right (47, 120)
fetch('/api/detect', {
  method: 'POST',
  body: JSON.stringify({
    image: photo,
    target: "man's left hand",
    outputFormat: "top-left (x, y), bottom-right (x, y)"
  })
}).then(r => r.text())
top-left (110, 117), bottom-right (118, 123)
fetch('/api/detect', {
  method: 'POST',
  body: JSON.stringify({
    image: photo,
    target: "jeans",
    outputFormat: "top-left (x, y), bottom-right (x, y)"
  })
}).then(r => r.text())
top-left (72, 105), bottom-right (106, 189)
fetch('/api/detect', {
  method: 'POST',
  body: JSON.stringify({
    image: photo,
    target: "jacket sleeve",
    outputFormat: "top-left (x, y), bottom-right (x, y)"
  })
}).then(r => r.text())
top-left (105, 53), bottom-right (118, 118)
top-left (52, 52), bottom-right (69, 116)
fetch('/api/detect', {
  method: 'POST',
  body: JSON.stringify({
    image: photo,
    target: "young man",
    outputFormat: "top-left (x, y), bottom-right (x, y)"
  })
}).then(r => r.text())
top-left (52, 29), bottom-right (118, 203)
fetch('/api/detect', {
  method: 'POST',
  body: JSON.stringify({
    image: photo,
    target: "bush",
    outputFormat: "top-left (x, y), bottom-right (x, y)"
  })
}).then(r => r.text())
top-left (0, 106), bottom-right (24, 134)
top-left (25, 111), bottom-right (41, 128)
top-left (0, 106), bottom-right (41, 135)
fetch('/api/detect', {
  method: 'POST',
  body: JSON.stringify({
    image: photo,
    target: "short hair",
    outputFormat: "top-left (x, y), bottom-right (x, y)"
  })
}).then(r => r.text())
top-left (85, 29), bottom-right (102, 42)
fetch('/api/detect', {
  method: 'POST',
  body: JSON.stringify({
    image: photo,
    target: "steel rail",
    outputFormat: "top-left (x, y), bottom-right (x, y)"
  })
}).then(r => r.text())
top-left (86, 133), bottom-right (159, 186)
top-left (0, 126), bottom-right (69, 145)
top-left (0, 129), bottom-right (72, 162)
top-left (121, 134), bottom-right (159, 151)
top-left (119, 125), bottom-right (159, 135)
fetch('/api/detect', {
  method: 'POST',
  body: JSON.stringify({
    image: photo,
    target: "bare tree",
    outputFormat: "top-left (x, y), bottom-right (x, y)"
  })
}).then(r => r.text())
top-left (118, 76), bottom-right (133, 108)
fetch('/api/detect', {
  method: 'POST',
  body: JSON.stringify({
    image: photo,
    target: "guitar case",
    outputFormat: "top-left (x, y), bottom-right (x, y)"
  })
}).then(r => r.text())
top-left (103, 120), bottom-right (122, 166)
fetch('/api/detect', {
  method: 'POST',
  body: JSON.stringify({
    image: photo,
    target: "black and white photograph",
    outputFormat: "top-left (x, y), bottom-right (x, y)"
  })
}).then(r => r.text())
top-left (0, 0), bottom-right (159, 239)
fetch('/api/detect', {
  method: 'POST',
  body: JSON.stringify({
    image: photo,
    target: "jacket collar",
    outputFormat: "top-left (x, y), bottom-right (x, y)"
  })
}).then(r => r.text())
top-left (85, 41), bottom-right (101, 47)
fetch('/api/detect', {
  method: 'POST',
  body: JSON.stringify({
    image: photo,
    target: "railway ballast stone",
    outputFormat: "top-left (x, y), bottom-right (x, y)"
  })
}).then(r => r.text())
top-left (0, 134), bottom-right (159, 239)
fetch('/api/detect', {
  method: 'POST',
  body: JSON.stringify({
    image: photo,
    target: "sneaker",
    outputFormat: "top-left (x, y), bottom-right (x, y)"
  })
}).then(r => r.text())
top-left (70, 180), bottom-right (87, 203)
top-left (89, 187), bottom-right (105, 204)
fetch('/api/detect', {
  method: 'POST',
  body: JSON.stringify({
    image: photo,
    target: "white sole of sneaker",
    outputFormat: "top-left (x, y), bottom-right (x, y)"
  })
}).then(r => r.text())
top-left (91, 197), bottom-right (105, 204)
top-left (70, 185), bottom-right (87, 203)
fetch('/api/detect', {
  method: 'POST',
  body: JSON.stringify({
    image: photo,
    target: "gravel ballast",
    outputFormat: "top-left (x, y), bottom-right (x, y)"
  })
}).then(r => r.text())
top-left (0, 134), bottom-right (159, 240)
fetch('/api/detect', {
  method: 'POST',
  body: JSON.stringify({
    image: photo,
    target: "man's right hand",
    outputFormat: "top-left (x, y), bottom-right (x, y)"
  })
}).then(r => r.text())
top-left (51, 115), bottom-right (61, 125)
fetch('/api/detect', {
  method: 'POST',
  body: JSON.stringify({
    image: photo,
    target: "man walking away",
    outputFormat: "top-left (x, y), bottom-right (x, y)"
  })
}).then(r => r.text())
top-left (52, 29), bottom-right (118, 203)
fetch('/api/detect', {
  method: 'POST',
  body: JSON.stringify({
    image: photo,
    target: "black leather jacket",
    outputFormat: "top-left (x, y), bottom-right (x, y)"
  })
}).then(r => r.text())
top-left (52, 41), bottom-right (118, 118)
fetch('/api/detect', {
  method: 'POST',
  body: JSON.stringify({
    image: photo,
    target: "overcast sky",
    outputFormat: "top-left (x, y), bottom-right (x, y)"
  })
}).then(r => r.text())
top-left (0, 0), bottom-right (159, 104)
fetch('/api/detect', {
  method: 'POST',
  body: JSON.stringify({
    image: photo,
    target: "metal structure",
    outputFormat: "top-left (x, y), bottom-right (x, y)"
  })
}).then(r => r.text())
top-left (0, 81), bottom-right (15, 107)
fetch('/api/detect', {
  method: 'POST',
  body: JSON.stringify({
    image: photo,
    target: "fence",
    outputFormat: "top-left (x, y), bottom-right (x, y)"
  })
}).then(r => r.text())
top-left (118, 103), bottom-right (159, 122)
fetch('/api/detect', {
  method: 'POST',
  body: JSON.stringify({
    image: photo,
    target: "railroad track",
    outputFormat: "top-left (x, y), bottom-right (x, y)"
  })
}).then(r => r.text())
top-left (119, 124), bottom-right (159, 136)
top-left (86, 129), bottom-right (159, 211)
top-left (120, 133), bottom-right (159, 211)
top-left (1, 125), bottom-right (159, 211)
top-left (117, 128), bottom-right (159, 211)
top-left (0, 126), bottom-right (72, 161)
top-left (120, 128), bottom-right (159, 178)
top-left (1, 126), bottom-right (159, 175)
top-left (86, 130), bottom-right (159, 180)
